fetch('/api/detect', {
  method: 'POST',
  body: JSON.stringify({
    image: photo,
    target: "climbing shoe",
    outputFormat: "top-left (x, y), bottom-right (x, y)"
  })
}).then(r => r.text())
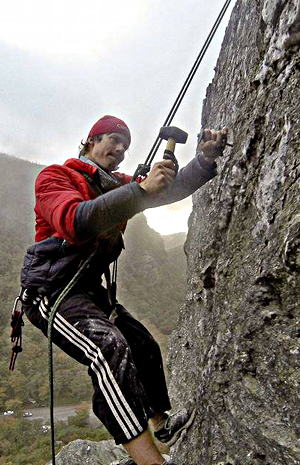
top-left (154, 408), bottom-right (196, 446)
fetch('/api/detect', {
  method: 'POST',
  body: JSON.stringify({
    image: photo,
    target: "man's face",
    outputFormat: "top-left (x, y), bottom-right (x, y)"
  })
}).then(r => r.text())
top-left (87, 133), bottom-right (130, 171)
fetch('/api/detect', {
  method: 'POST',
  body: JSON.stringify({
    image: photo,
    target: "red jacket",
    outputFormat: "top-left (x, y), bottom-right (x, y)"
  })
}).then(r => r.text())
top-left (34, 158), bottom-right (135, 245)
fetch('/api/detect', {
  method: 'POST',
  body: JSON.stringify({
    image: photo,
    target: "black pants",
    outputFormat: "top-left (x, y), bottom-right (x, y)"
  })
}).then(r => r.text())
top-left (23, 286), bottom-right (171, 444)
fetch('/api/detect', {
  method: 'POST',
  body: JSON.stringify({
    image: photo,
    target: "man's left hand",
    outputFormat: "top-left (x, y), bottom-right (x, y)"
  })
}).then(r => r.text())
top-left (199, 127), bottom-right (228, 164)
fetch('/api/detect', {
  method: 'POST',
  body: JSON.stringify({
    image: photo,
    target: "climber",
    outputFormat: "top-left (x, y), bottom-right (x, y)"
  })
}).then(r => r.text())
top-left (21, 115), bottom-right (228, 465)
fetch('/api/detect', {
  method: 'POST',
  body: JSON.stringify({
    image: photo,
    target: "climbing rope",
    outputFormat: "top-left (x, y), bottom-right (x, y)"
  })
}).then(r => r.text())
top-left (47, 257), bottom-right (93, 465)
top-left (131, 0), bottom-right (233, 180)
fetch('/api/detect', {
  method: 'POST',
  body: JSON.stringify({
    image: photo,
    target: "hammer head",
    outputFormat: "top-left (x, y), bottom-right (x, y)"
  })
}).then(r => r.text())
top-left (159, 126), bottom-right (188, 144)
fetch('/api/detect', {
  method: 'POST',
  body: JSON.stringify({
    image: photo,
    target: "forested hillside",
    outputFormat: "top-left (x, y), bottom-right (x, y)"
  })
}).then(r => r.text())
top-left (0, 153), bottom-right (186, 412)
top-left (118, 214), bottom-right (187, 335)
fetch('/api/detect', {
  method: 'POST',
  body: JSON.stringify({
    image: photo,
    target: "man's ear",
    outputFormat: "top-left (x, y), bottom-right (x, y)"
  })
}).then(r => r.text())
top-left (87, 137), bottom-right (94, 145)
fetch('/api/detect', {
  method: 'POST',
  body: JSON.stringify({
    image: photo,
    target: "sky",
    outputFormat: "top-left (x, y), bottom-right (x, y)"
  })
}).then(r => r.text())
top-left (0, 0), bottom-right (236, 235)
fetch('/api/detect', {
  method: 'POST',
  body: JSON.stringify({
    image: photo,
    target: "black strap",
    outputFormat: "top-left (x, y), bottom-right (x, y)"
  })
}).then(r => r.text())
top-left (80, 171), bottom-right (104, 196)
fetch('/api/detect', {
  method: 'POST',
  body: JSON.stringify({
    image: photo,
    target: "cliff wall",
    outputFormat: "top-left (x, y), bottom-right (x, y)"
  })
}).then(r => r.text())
top-left (168, 1), bottom-right (300, 464)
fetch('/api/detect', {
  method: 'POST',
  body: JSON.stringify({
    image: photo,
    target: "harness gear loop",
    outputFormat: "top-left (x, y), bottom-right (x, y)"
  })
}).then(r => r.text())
top-left (105, 260), bottom-right (118, 312)
top-left (9, 291), bottom-right (24, 371)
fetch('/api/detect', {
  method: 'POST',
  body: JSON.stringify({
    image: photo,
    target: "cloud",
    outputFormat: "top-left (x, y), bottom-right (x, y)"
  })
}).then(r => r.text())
top-left (145, 197), bottom-right (192, 235)
top-left (0, 0), bottom-right (149, 62)
top-left (0, 0), bottom-right (235, 164)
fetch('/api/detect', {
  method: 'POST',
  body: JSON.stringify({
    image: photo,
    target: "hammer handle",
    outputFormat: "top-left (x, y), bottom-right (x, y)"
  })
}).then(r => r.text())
top-left (163, 138), bottom-right (179, 174)
top-left (165, 138), bottom-right (176, 154)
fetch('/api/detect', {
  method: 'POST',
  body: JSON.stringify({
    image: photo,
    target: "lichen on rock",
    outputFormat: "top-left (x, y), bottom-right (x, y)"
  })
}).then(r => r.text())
top-left (45, 439), bottom-right (127, 465)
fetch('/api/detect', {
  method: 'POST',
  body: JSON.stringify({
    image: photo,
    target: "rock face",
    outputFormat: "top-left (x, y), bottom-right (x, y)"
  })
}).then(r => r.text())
top-left (45, 439), bottom-right (127, 465)
top-left (168, 1), bottom-right (300, 464)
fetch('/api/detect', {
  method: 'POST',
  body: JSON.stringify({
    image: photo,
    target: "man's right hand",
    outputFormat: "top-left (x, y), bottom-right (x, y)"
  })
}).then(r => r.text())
top-left (139, 160), bottom-right (176, 196)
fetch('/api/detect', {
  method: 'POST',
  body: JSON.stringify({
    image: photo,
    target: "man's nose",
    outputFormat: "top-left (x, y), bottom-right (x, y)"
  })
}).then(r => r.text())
top-left (115, 143), bottom-right (126, 154)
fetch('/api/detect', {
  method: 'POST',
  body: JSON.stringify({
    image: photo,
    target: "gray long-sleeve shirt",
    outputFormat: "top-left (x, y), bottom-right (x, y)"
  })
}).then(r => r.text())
top-left (75, 155), bottom-right (216, 242)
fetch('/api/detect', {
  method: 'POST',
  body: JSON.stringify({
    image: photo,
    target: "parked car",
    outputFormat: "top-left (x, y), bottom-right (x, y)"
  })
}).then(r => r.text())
top-left (41, 425), bottom-right (51, 433)
top-left (3, 410), bottom-right (14, 416)
top-left (22, 412), bottom-right (33, 417)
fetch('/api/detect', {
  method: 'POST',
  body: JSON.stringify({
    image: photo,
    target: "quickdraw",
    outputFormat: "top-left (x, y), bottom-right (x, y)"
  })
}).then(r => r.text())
top-left (9, 291), bottom-right (24, 371)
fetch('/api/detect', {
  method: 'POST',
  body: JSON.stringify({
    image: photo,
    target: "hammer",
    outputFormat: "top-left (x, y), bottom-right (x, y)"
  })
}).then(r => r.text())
top-left (159, 126), bottom-right (188, 174)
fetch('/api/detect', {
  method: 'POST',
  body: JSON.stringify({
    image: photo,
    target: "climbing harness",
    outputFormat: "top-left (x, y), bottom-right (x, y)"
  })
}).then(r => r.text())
top-left (131, 0), bottom-right (233, 181)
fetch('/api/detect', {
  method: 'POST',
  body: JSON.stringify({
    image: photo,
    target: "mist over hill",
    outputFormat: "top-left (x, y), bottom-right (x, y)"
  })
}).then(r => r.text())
top-left (162, 232), bottom-right (187, 251)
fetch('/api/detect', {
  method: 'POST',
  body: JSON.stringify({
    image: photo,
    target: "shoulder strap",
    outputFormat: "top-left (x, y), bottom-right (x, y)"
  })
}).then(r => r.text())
top-left (79, 171), bottom-right (103, 196)
top-left (79, 170), bottom-right (121, 313)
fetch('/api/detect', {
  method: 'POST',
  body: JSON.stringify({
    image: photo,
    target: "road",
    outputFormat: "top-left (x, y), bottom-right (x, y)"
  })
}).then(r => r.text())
top-left (23, 404), bottom-right (100, 427)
